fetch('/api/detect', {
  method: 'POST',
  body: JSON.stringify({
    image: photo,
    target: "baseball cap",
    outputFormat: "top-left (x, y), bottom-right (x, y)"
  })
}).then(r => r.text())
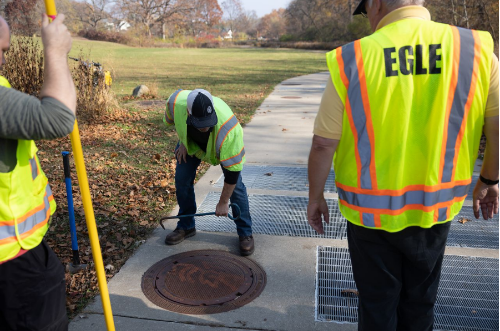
top-left (186, 89), bottom-right (218, 128)
top-left (353, 0), bottom-right (367, 15)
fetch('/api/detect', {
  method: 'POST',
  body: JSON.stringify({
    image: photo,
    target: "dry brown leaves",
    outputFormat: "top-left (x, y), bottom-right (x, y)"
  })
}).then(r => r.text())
top-left (458, 218), bottom-right (472, 224)
top-left (36, 106), bottom-right (196, 317)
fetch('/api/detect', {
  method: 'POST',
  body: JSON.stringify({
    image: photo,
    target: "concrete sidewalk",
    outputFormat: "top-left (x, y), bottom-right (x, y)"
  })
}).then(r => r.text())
top-left (69, 72), bottom-right (498, 331)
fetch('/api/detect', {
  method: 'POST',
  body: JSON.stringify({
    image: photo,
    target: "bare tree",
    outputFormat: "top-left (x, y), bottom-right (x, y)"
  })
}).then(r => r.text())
top-left (73, 0), bottom-right (111, 30)
top-left (116, 0), bottom-right (191, 38)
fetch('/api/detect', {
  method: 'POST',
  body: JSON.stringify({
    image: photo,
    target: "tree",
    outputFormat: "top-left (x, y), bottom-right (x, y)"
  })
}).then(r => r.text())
top-left (426, 0), bottom-right (499, 42)
top-left (72, 0), bottom-right (111, 30)
top-left (221, 0), bottom-right (243, 33)
top-left (257, 9), bottom-right (286, 40)
top-left (179, 0), bottom-right (222, 36)
top-left (116, 0), bottom-right (191, 38)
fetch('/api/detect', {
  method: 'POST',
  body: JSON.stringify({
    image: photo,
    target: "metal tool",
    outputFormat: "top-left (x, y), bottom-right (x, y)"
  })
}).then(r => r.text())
top-left (159, 203), bottom-right (241, 230)
top-left (62, 151), bottom-right (88, 274)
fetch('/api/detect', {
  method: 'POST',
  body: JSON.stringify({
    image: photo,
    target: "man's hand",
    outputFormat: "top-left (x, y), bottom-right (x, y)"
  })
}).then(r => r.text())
top-left (41, 14), bottom-right (72, 58)
top-left (216, 199), bottom-right (229, 217)
top-left (473, 181), bottom-right (499, 220)
top-left (175, 142), bottom-right (187, 164)
top-left (307, 198), bottom-right (330, 234)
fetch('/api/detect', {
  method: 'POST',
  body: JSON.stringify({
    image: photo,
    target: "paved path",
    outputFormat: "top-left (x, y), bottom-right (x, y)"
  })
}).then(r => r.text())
top-left (69, 72), bottom-right (498, 331)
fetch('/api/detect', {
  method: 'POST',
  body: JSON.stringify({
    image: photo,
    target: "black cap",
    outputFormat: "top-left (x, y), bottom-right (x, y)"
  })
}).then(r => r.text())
top-left (353, 0), bottom-right (367, 15)
top-left (186, 92), bottom-right (218, 129)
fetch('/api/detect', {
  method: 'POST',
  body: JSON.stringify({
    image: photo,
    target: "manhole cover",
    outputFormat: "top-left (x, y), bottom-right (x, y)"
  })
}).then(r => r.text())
top-left (142, 250), bottom-right (266, 314)
top-left (281, 96), bottom-right (302, 99)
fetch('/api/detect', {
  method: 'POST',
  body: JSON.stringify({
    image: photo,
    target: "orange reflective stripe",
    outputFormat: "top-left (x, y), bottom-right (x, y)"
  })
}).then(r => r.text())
top-left (340, 195), bottom-right (466, 216)
top-left (374, 214), bottom-right (381, 228)
top-left (336, 178), bottom-right (472, 196)
top-left (0, 190), bottom-right (53, 227)
top-left (354, 40), bottom-right (378, 190)
top-left (439, 26), bottom-right (461, 183)
top-left (337, 46), bottom-right (363, 188)
top-left (451, 29), bottom-right (482, 181)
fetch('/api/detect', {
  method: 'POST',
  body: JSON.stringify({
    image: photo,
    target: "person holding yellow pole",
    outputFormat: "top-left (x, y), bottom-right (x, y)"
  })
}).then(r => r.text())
top-left (0, 13), bottom-right (76, 330)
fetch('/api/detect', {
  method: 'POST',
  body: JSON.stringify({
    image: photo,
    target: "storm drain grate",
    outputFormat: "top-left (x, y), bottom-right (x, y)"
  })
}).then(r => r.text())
top-left (446, 206), bottom-right (499, 249)
top-left (142, 250), bottom-right (266, 314)
top-left (196, 193), bottom-right (346, 239)
top-left (196, 193), bottom-right (498, 248)
top-left (214, 165), bottom-right (336, 193)
top-left (316, 247), bottom-right (499, 330)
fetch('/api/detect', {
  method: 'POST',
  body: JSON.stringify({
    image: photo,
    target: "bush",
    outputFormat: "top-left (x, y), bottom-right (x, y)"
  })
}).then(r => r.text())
top-left (3, 36), bottom-right (118, 124)
top-left (78, 29), bottom-right (130, 45)
top-left (70, 54), bottom-right (118, 123)
top-left (3, 37), bottom-right (44, 97)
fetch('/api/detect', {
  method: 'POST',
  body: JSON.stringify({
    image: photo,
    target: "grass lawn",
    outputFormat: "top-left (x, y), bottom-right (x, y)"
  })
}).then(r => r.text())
top-left (38, 41), bottom-right (327, 316)
top-left (70, 41), bottom-right (327, 123)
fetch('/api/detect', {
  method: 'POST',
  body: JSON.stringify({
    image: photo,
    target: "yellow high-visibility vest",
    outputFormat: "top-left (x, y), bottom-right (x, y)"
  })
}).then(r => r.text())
top-left (0, 76), bottom-right (56, 262)
top-left (164, 89), bottom-right (246, 171)
top-left (326, 20), bottom-right (493, 232)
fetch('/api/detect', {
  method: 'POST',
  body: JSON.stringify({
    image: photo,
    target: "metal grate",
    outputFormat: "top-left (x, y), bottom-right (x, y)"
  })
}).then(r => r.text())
top-left (316, 247), bottom-right (499, 330)
top-left (447, 206), bottom-right (499, 249)
top-left (196, 193), bottom-right (498, 249)
top-left (214, 165), bottom-right (336, 193)
top-left (196, 193), bottom-right (346, 239)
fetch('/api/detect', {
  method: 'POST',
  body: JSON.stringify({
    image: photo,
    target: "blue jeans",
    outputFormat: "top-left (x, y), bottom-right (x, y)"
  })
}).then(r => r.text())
top-left (174, 150), bottom-right (252, 237)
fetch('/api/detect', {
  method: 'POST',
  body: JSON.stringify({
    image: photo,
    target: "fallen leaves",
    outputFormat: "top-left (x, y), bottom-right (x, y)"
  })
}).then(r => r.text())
top-left (341, 289), bottom-right (359, 297)
top-left (458, 218), bottom-right (472, 224)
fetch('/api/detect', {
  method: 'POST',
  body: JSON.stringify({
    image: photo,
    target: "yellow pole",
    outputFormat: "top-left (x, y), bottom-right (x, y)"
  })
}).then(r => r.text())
top-left (43, 2), bottom-right (115, 330)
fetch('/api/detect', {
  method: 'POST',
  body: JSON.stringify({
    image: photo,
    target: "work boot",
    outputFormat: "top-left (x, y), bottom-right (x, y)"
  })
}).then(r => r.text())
top-left (239, 235), bottom-right (254, 256)
top-left (165, 227), bottom-right (196, 245)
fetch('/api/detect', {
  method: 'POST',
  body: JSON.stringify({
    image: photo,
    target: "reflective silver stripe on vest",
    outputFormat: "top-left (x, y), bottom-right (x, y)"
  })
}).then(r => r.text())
top-left (221, 148), bottom-right (245, 168)
top-left (437, 207), bottom-right (448, 222)
top-left (165, 89), bottom-right (182, 124)
top-left (0, 185), bottom-right (52, 241)
top-left (337, 183), bottom-right (470, 211)
top-left (216, 115), bottom-right (239, 158)
top-left (341, 42), bottom-right (374, 190)
top-left (362, 213), bottom-right (376, 227)
top-left (29, 157), bottom-right (38, 180)
top-left (441, 27), bottom-right (476, 183)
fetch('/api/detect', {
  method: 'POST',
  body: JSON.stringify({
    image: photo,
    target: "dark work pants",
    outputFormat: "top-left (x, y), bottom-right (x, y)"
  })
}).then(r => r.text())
top-left (174, 150), bottom-right (252, 237)
top-left (0, 240), bottom-right (68, 331)
top-left (347, 221), bottom-right (451, 331)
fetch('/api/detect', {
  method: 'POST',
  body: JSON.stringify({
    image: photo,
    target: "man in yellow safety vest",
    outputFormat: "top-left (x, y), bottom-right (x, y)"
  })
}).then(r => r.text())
top-left (164, 89), bottom-right (254, 256)
top-left (307, 0), bottom-right (498, 330)
top-left (0, 14), bottom-right (76, 331)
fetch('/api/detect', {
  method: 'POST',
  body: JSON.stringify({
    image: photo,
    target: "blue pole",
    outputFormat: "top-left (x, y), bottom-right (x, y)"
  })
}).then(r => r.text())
top-left (62, 151), bottom-right (80, 264)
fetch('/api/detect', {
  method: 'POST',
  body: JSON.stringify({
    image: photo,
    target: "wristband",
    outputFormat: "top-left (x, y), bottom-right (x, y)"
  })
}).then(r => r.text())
top-left (479, 175), bottom-right (499, 186)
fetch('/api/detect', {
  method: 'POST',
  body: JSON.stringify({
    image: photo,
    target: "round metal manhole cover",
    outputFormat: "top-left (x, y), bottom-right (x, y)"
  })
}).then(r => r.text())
top-left (281, 96), bottom-right (302, 99)
top-left (141, 250), bottom-right (266, 314)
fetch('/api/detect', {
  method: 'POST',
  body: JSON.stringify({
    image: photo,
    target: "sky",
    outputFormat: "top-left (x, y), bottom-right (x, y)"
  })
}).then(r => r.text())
top-left (239, 0), bottom-right (291, 17)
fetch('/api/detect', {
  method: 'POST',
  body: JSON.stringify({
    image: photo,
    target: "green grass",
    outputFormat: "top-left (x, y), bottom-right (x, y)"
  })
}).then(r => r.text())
top-left (70, 41), bottom-right (327, 123)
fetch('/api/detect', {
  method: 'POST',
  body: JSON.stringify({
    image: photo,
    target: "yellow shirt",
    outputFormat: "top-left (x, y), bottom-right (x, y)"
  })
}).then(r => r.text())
top-left (314, 6), bottom-right (499, 140)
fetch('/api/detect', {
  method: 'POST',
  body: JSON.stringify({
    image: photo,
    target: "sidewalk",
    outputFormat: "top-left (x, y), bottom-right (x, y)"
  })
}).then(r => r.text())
top-left (69, 72), bottom-right (498, 331)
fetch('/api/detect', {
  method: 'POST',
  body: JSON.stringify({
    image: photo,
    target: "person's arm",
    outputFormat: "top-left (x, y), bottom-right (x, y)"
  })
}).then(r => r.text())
top-left (39, 13), bottom-right (76, 113)
top-left (0, 88), bottom-right (75, 140)
top-left (473, 115), bottom-right (499, 220)
top-left (215, 166), bottom-right (240, 217)
top-left (307, 135), bottom-right (339, 234)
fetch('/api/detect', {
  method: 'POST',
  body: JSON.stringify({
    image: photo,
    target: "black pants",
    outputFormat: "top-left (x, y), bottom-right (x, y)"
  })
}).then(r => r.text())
top-left (0, 240), bottom-right (68, 331)
top-left (347, 221), bottom-right (451, 331)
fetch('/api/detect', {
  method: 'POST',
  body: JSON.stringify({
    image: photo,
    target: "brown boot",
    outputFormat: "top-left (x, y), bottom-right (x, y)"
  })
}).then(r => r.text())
top-left (165, 228), bottom-right (196, 245)
top-left (239, 235), bottom-right (254, 256)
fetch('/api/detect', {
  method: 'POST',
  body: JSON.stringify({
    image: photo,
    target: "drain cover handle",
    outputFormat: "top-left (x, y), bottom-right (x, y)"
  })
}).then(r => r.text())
top-left (159, 203), bottom-right (241, 229)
